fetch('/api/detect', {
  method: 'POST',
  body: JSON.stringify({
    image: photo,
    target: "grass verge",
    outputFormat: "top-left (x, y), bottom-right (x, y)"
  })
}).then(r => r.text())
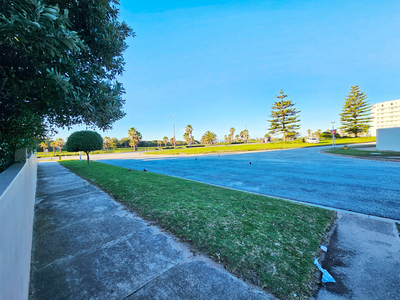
top-left (324, 147), bottom-right (400, 159)
top-left (60, 160), bottom-right (335, 300)
top-left (144, 137), bottom-right (376, 156)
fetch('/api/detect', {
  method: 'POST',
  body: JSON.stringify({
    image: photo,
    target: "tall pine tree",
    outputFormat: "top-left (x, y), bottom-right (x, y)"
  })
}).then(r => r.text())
top-left (268, 90), bottom-right (301, 141)
top-left (340, 86), bottom-right (371, 137)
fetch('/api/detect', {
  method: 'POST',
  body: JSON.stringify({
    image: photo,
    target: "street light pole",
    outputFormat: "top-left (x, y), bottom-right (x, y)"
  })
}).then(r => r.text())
top-left (170, 116), bottom-right (176, 149)
top-left (331, 122), bottom-right (335, 147)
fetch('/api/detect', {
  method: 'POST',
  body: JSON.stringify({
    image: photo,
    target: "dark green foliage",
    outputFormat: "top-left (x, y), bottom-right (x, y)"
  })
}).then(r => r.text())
top-left (138, 140), bottom-right (158, 147)
top-left (175, 140), bottom-right (188, 146)
top-left (65, 131), bottom-right (103, 164)
top-left (119, 137), bottom-right (131, 147)
top-left (320, 132), bottom-right (341, 139)
top-left (340, 86), bottom-right (371, 137)
top-left (268, 90), bottom-right (301, 142)
top-left (0, 0), bottom-right (133, 170)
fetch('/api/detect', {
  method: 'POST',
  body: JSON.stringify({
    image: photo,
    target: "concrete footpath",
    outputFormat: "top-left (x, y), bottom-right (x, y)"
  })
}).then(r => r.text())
top-left (29, 162), bottom-right (269, 300)
top-left (316, 213), bottom-right (400, 300)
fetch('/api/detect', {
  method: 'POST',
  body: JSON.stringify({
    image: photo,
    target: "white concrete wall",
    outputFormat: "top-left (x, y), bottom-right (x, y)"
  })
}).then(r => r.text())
top-left (377, 128), bottom-right (400, 151)
top-left (0, 154), bottom-right (37, 300)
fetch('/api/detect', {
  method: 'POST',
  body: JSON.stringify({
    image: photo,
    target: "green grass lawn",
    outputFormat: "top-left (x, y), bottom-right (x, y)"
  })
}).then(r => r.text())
top-left (145, 137), bottom-right (376, 156)
top-left (324, 147), bottom-right (400, 159)
top-left (60, 160), bottom-right (335, 300)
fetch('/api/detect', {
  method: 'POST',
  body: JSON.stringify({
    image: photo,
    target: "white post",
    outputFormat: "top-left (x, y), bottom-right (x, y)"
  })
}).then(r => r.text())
top-left (331, 122), bottom-right (335, 146)
top-left (79, 151), bottom-right (81, 161)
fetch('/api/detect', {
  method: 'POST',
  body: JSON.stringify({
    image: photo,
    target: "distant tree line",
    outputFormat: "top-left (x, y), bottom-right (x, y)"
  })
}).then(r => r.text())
top-left (37, 86), bottom-right (372, 156)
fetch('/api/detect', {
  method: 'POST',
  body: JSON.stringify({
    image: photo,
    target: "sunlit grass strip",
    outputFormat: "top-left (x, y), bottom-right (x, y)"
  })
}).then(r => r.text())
top-left (145, 137), bottom-right (376, 155)
top-left (60, 160), bottom-right (334, 300)
top-left (325, 147), bottom-right (400, 158)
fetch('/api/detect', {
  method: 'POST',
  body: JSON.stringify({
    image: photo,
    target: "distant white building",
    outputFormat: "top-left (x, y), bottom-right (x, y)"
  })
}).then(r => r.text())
top-left (370, 99), bottom-right (400, 136)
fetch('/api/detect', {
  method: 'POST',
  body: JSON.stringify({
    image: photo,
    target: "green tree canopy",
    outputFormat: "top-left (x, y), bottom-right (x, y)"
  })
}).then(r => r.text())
top-left (128, 127), bottom-right (142, 150)
top-left (0, 0), bottom-right (133, 169)
top-left (268, 90), bottom-right (301, 142)
top-left (65, 131), bottom-right (102, 164)
top-left (119, 137), bottom-right (130, 147)
top-left (201, 131), bottom-right (217, 145)
top-left (103, 136), bottom-right (111, 150)
top-left (320, 131), bottom-right (341, 139)
top-left (239, 129), bottom-right (249, 143)
top-left (40, 142), bottom-right (48, 152)
top-left (185, 125), bottom-right (193, 147)
top-left (230, 127), bottom-right (235, 142)
top-left (163, 136), bottom-right (169, 147)
top-left (50, 141), bottom-right (56, 154)
top-left (339, 86), bottom-right (371, 137)
top-left (54, 137), bottom-right (65, 153)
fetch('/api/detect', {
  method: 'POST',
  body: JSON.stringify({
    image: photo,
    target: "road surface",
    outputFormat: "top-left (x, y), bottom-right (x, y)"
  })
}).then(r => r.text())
top-left (94, 147), bottom-right (400, 220)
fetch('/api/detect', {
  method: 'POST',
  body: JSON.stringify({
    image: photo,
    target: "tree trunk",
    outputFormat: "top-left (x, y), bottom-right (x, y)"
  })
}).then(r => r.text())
top-left (86, 152), bottom-right (90, 164)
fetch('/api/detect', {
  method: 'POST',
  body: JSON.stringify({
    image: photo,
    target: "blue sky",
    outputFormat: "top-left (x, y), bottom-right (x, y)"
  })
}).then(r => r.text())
top-left (57, 0), bottom-right (400, 141)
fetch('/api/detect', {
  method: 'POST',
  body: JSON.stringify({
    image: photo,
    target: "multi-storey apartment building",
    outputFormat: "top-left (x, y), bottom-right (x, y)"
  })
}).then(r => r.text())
top-left (370, 99), bottom-right (400, 136)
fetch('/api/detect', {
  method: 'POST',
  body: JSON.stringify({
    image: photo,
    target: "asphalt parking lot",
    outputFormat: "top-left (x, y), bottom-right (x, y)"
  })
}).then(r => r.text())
top-left (95, 146), bottom-right (400, 220)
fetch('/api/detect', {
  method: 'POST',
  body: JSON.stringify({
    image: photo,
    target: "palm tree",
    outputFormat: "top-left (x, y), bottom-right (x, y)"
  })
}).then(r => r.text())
top-left (103, 136), bottom-right (110, 151)
top-left (128, 127), bottom-right (142, 150)
top-left (183, 132), bottom-right (190, 145)
top-left (201, 131), bottom-right (217, 145)
top-left (40, 142), bottom-right (48, 153)
top-left (157, 140), bottom-right (162, 147)
top-left (230, 127), bottom-right (235, 143)
top-left (185, 125), bottom-right (193, 147)
top-left (235, 134), bottom-right (239, 142)
top-left (307, 129), bottom-right (312, 137)
top-left (163, 136), bottom-right (168, 147)
top-left (50, 141), bottom-right (56, 156)
top-left (240, 129), bottom-right (249, 143)
top-left (54, 138), bottom-right (65, 154)
top-left (170, 137), bottom-right (175, 145)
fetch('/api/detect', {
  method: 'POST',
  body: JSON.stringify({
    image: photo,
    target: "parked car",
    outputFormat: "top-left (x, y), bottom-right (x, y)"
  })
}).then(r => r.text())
top-left (306, 137), bottom-right (320, 144)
